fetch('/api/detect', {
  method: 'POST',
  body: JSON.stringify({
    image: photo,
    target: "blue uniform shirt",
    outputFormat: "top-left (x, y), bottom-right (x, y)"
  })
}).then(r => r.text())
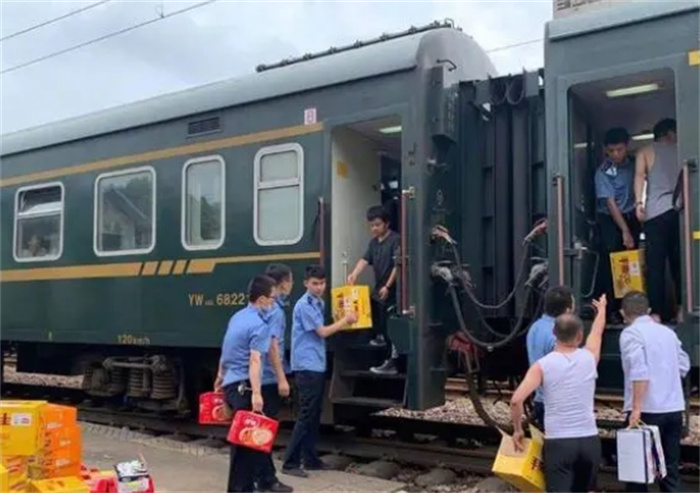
top-left (594, 157), bottom-right (635, 215)
top-left (221, 304), bottom-right (271, 387)
top-left (262, 296), bottom-right (291, 385)
top-left (526, 314), bottom-right (556, 403)
top-left (290, 292), bottom-right (326, 373)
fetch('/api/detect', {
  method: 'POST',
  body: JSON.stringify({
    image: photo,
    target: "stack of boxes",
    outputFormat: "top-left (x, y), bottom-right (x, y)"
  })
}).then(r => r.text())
top-left (0, 400), bottom-right (85, 493)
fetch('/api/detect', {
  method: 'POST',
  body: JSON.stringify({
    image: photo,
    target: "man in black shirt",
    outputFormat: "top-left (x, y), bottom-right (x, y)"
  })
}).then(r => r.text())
top-left (347, 205), bottom-right (400, 375)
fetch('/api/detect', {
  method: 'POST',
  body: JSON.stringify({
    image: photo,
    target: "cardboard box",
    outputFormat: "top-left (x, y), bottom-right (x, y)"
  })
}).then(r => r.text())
top-left (28, 476), bottom-right (89, 493)
top-left (0, 464), bottom-right (9, 493)
top-left (199, 392), bottom-right (232, 425)
top-left (42, 425), bottom-right (81, 454)
top-left (1, 455), bottom-right (30, 493)
top-left (40, 405), bottom-right (77, 433)
top-left (610, 249), bottom-right (645, 298)
top-left (0, 401), bottom-right (47, 456)
top-left (492, 425), bottom-right (545, 492)
top-left (330, 285), bottom-right (373, 330)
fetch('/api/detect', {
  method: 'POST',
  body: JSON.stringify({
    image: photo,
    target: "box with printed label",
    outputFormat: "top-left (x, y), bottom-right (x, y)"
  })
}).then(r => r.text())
top-left (492, 425), bottom-right (545, 492)
top-left (28, 476), bottom-right (89, 493)
top-left (330, 285), bottom-right (373, 330)
top-left (0, 400), bottom-right (47, 456)
top-left (610, 249), bottom-right (645, 298)
top-left (1, 455), bottom-right (30, 492)
top-left (41, 424), bottom-right (81, 455)
top-left (40, 404), bottom-right (77, 433)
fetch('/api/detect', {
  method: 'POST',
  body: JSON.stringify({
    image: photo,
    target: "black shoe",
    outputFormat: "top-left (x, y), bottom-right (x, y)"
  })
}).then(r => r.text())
top-left (281, 467), bottom-right (307, 478)
top-left (370, 359), bottom-right (398, 375)
top-left (258, 481), bottom-right (294, 492)
top-left (304, 461), bottom-right (329, 471)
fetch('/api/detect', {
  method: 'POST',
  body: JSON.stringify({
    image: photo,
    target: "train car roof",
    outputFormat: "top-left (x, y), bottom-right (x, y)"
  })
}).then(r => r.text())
top-left (0, 22), bottom-right (482, 157)
top-left (546, 0), bottom-right (699, 41)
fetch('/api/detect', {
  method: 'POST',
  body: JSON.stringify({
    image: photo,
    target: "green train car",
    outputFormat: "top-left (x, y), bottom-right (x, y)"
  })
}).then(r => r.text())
top-left (1, 2), bottom-right (698, 422)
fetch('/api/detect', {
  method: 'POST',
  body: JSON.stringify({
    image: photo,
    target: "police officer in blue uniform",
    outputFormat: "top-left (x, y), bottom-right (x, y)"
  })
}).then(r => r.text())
top-left (281, 265), bottom-right (357, 477)
top-left (216, 274), bottom-right (277, 493)
top-left (257, 264), bottom-right (295, 493)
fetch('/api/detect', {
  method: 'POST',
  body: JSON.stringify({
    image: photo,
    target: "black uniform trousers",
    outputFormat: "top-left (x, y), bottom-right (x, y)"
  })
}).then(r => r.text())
top-left (623, 411), bottom-right (684, 492)
top-left (543, 435), bottom-right (601, 492)
top-left (224, 382), bottom-right (280, 492)
top-left (282, 370), bottom-right (325, 470)
top-left (644, 210), bottom-right (682, 322)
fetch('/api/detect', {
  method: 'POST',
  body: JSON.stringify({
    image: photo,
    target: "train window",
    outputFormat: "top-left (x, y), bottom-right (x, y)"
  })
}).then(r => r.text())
top-left (13, 183), bottom-right (64, 262)
top-left (182, 156), bottom-right (225, 250)
top-left (253, 143), bottom-right (304, 246)
top-left (94, 167), bottom-right (156, 256)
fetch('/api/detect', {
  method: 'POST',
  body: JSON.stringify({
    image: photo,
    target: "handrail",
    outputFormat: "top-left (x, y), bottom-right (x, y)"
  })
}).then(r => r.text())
top-left (400, 188), bottom-right (410, 315)
top-left (681, 160), bottom-right (695, 313)
top-left (318, 197), bottom-right (326, 267)
top-left (554, 174), bottom-right (565, 285)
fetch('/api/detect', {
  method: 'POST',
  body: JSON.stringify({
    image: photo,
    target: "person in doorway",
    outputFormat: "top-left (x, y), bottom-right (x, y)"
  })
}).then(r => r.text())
top-left (595, 127), bottom-right (641, 323)
top-left (634, 118), bottom-right (681, 322)
top-left (217, 275), bottom-right (277, 493)
top-left (282, 265), bottom-right (357, 478)
top-left (347, 205), bottom-right (401, 375)
top-left (510, 295), bottom-right (607, 493)
top-left (619, 290), bottom-right (690, 493)
top-left (256, 264), bottom-right (295, 493)
top-left (525, 285), bottom-right (575, 431)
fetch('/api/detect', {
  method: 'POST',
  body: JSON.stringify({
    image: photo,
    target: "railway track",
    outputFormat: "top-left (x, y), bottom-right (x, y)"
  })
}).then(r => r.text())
top-left (2, 381), bottom-right (698, 492)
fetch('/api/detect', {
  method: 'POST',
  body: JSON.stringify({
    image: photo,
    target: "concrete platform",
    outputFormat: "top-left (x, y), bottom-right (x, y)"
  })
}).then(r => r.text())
top-left (80, 423), bottom-right (404, 493)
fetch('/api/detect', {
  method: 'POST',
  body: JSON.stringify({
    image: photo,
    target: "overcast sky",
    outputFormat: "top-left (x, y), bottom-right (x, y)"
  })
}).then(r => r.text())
top-left (0, 0), bottom-right (552, 135)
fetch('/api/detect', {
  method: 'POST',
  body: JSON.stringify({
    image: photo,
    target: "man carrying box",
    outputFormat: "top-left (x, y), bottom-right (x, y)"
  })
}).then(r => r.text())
top-left (594, 127), bottom-right (641, 323)
top-left (510, 295), bottom-right (607, 493)
top-left (619, 291), bottom-right (690, 492)
top-left (347, 205), bottom-right (401, 375)
top-left (282, 265), bottom-right (357, 478)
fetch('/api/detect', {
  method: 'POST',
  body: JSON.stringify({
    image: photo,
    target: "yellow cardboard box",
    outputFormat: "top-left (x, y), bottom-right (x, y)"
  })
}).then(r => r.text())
top-left (0, 400), bottom-right (47, 456)
top-left (28, 476), bottom-right (89, 493)
top-left (0, 464), bottom-right (9, 493)
top-left (492, 425), bottom-right (545, 492)
top-left (610, 249), bottom-right (645, 298)
top-left (330, 285), bottom-right (373, 330)
top-left (1, 455), bottom-right (30, 493)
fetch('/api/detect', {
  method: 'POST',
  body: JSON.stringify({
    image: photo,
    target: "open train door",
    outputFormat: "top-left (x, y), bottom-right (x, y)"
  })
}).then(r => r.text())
top-left (544, 2), bottom-right (700, 389)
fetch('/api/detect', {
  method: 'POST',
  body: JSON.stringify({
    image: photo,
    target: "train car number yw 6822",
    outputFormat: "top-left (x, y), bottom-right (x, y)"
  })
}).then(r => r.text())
top-left (188, 293), bottom-right (249, 307)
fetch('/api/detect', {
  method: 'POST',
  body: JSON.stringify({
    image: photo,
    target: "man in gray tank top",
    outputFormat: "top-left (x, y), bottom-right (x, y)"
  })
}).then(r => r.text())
top-left (510, 295), bottom-right (607, 492)
top-left (634, 119), bottom-right (681, 322)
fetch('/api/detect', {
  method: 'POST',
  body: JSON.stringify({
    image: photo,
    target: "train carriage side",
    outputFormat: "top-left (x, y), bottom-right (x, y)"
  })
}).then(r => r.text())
top-left (543, 1), bottom-right (700, 389)
top-left (0, 23), bottom-right (497, 416)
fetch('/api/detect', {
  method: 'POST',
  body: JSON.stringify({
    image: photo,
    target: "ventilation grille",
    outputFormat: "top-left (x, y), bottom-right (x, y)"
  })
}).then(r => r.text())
top-left (187, 117), bottom-right (221, 136)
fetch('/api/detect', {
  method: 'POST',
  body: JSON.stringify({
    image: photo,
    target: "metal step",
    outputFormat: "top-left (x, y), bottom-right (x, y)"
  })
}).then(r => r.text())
top-left (340, 370), bottom-right (405, 380)
top-left (333, 396), bottom-right (402, 409)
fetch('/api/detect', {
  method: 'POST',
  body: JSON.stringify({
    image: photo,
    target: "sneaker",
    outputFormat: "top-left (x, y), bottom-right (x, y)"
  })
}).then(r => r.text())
top-left (370, 359), bottom-right (398, 375)
top-left (304, 460), bottom-right (329, 471)
top-left (257, 481), bottom-right (294, 492)
top-left (369, 335), bottom-right (386, 347)
top-left (281, 467), bottom-right (307, 479)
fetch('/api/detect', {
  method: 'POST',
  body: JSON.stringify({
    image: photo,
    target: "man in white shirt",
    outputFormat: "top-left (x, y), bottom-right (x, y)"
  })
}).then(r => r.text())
top-left (619, 291), bottom-right (690, 492)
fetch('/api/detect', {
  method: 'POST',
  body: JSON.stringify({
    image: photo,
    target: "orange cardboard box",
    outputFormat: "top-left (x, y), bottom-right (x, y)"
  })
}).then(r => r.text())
top-left (28, 476), bottom-right (89, 493)
top-left (42, 425), bottom-right (81, 453)
top-left (40, 404), bottom-right (77, 433)
top-left (29, 462), bottom-right (82, 481)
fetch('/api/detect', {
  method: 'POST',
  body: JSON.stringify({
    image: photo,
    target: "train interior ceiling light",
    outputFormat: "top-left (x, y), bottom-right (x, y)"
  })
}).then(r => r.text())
top-left (605, 83), bottom-right (660, 98)
top-left (379, 125), bottom-right (402, 134)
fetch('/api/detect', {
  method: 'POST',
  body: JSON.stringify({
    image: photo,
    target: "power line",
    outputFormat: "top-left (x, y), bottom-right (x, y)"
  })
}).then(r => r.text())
top-left (1, 0), bottom-right (217, 75)
top-left (486, 38), bottom-right (542, 54)
top-left (0, 0), bottom-right (113, 43)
